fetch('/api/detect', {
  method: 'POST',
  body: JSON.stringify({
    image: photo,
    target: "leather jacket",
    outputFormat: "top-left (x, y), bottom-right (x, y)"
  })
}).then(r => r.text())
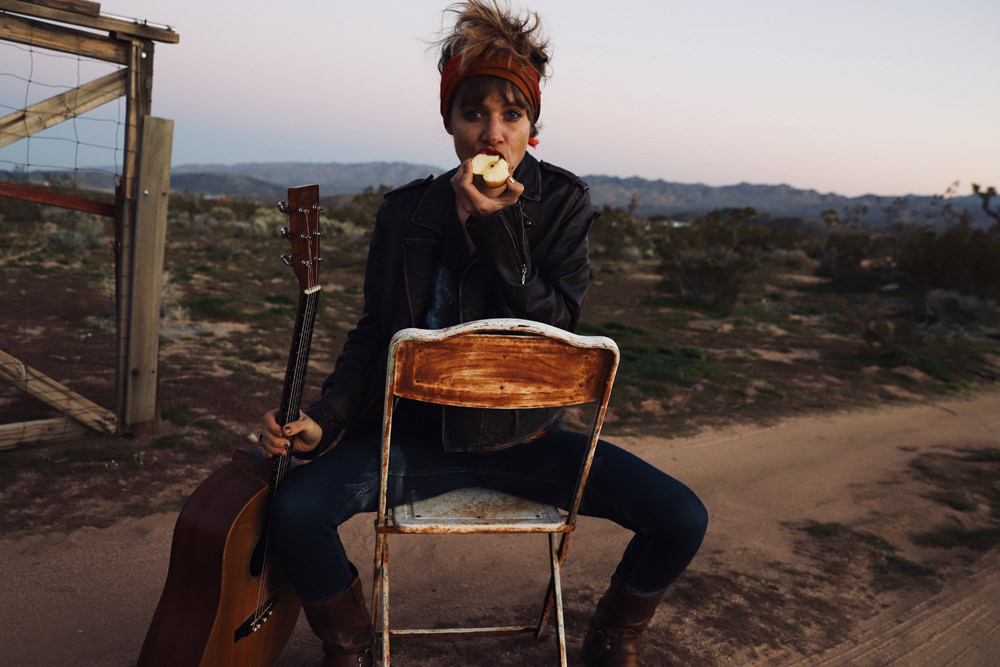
top-left (302, 152), bottom-right (597, 456)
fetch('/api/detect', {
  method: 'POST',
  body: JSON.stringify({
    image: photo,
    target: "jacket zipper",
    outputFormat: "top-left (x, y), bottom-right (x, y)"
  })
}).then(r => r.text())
top-left (513, 205), bottom-right (528, 285)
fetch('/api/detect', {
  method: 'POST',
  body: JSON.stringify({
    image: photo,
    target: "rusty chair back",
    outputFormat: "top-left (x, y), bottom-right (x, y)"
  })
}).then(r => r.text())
top-left (373, 318), bottom-right (619, 666)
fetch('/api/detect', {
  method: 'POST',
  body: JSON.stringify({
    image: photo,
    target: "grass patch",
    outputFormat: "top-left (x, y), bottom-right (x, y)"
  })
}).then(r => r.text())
top-left (161, 403), bottom-right (193, 425)
top-left (185, 295), bottom-right (247, 320)
top-left (961, 447), bottom-right (1000, 463)
top-left (928, 490), bottom-right (976, 512)
top-left (618, 344), bottom-right (716, 393)
top-left (152, 434), bottom-right (187, 452)
top-left (913, 528), bottom-right (1000, 551)
top-left (577, 320), bottom-right (647, 338)
top-left (804, 521), bottom-right (845, 538)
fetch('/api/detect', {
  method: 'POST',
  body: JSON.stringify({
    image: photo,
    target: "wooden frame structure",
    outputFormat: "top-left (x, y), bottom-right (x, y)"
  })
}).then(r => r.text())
top-left (0, 0), bottom-right (178, 448)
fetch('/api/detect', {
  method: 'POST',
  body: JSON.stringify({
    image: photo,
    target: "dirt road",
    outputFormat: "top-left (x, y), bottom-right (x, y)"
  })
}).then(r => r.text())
top-left (2, 393), bottom-right (997, 666)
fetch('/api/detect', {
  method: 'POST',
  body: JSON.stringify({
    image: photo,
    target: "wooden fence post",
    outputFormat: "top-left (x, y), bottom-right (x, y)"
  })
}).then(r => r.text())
top-left (122, 115), bottom-right (173, 431)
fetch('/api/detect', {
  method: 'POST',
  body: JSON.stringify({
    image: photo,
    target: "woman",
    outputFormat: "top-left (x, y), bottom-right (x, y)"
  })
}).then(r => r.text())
top-left (260, 2), bottom-right (708, 665)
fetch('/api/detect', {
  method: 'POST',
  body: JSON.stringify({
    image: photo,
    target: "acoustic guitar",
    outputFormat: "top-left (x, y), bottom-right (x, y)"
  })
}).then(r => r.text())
top-left (138, 185), bottom-right (324, 666)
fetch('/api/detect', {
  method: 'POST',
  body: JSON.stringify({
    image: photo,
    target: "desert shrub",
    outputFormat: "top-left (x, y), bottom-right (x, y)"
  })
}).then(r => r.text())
top-left (169, 191), bottom-right (211, 218)
top-left (169, 193), bottom-right (259, 221)
top-left (814, 222), bottom-right (884, 288)
top-left (44, 226), bottom-right (79, 252)
top-left (42, 214), bottom-right (107, 253)
top-left (160, 270), bottom-right (188, 322)
top-left (893, 220), bottom-right (1000, 301)
top-left (208, 241), bottom-right (235, 260)
top-left (0, 194), bottom-right (42, 223)
top-left (223, 221), bottom-right (257, 238)
top-left (327, 185), bottom-right (391, 233)
top-left (317, 186), bottom-right (392, 262)
top-left (209, 205), bottom-right (236, 223)
top-left (768, 247), bottom-right (812, 269)
top-left (916, 290), bottom-right (1000, 327)
top-left (732, 218), bottom-right (813, 256)
top-left (589, 206), bottom-right (647, 260)
top-left (651, 208), bottom-right (759, 304)
top-left (251, 206), bottom-right (285, 235)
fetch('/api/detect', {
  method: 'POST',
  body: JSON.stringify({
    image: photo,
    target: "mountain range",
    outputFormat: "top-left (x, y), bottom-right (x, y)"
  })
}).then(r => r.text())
top-left (45, 161), bottom-right (1000, 228)
top-left (169, 161), bottom-right (994, 229)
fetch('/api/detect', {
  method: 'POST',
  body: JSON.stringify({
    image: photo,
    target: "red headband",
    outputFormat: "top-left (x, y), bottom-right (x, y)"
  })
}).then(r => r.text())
top-left (440, 54), bottom-right (542, 126)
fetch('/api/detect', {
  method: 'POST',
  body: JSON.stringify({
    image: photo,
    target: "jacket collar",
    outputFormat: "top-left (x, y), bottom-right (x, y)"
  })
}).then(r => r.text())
top-left (410, 152), bottom-right (542, 234)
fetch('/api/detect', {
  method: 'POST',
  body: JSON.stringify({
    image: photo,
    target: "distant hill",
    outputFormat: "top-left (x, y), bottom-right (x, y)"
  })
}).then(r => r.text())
top-left (167, 161), bottom-right (993, 229)
top-left (26, 161), bottom-right (986, 228)
top-left (170, 172), bottom-right (285, 198)
top-left (170, 161), bottom-right (443, 196)
top-left (582, 175), bottom-right (992, 229)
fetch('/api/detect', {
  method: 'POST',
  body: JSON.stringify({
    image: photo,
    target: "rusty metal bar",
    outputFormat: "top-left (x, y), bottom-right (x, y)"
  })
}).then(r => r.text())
top-left (0, 179), bottom-right (116, 217)
top-left (387, 625), bottom-right (537, 637)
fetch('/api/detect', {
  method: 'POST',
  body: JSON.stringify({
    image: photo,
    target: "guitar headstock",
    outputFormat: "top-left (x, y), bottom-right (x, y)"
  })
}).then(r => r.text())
top-left (278, 184), bottom-right (323, 292)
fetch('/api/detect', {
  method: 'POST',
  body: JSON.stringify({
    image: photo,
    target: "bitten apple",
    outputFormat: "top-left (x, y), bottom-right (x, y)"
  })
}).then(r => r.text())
top-left (470, 153), bottom-right (510, 189)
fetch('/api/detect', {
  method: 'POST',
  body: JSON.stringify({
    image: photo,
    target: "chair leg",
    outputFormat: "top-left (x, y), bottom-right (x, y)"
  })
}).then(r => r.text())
top-left (371, 537), bottom-right (381, 631)
top-left (380, 535), bottom-right (391, 667)
top-left (547, 533), bottom-right (568, 667)
top-left (536, 560), bottom-right (554, 635)
top-left (536, 532), bottom-right (573, 637)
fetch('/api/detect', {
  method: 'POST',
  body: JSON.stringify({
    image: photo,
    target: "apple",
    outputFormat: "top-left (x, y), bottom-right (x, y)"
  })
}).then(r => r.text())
top-left (471, 153), bottom-right (510, 189)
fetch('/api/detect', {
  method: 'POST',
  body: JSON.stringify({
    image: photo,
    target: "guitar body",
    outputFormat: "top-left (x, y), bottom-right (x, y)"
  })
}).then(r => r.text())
top-left (139, 185), bottom-right (324, 666)
top-left (138, 449), bottom-right (301, 667)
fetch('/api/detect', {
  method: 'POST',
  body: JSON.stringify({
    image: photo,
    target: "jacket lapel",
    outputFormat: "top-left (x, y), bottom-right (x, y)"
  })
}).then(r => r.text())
top-left (400, 154), bottom-right (543, 327)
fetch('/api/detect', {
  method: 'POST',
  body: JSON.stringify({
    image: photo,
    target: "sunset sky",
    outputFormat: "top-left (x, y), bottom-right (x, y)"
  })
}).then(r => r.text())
top-left (3, 0), bottom-right (998, 198)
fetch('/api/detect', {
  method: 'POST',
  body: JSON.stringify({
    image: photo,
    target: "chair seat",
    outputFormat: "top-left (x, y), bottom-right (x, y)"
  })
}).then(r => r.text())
top-left (388, 487), bottom-right (565, 533)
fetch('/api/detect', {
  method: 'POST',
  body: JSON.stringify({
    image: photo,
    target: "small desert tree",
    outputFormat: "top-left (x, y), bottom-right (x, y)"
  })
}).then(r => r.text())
top-left (972, 183), bottom-right (1000, 228)
top-left (652, 207), bottom-right (758, 305)
top-left (589, 205), bottom-right (647, 260)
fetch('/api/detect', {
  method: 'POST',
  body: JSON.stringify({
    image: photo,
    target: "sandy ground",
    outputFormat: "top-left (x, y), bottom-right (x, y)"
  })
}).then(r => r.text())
top-left (2, 393), bottom-right (999, 666)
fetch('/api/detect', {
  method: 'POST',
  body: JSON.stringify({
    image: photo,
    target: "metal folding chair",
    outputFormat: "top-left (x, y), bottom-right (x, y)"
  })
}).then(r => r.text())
top-left (372, 318), bottom-right (619, 666)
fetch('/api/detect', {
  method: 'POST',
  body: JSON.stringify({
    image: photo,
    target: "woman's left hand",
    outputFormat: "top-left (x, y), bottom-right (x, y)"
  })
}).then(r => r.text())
top-left (451, 158), bottom-right (524, 222)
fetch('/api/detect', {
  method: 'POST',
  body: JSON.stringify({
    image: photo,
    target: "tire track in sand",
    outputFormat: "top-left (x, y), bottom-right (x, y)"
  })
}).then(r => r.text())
top-left (786, 550), bottom-right (1000, 666)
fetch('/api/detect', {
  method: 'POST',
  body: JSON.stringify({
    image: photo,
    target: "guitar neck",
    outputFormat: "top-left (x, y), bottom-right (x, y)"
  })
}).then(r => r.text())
top-left (279, 286), bottom-right (321, 426)
top-left (270, 286), bottom-right (321, 488)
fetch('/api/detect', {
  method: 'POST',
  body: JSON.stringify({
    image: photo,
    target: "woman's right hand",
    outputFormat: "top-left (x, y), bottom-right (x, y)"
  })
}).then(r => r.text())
top-left (259, 409), bottom-right (323, 457)
top-left (451, 157), bottom-right (524, 223)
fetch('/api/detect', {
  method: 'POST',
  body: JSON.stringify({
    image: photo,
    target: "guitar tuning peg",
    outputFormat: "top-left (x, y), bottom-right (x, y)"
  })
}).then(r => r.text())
top-left (280, 226), bottom-right (290, 239)
top-left (277, 200), bottom-right (290, 214)
top-left (280, 253), bottom-right (293, 266)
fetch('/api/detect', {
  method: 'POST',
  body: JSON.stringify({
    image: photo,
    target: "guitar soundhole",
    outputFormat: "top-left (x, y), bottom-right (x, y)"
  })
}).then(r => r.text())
top-left (248, 535), bottom-right (286, 592)
top-left (248, 535), bottom-right (266, 579)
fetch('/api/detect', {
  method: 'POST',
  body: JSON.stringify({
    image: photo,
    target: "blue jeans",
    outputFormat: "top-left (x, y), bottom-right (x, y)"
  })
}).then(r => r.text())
top-left (270, 426), bottom-right (708, 603)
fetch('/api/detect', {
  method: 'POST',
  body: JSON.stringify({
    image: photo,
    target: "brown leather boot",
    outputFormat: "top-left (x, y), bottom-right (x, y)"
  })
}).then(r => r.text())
top-left (301, 570), bottom-right (374, 667)
top-left (581, 574), bottom-right (665, 667)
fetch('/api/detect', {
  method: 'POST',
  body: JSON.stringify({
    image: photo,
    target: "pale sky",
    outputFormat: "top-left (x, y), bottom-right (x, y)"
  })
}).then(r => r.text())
top-left (4, 0), bottom-right (999, 197)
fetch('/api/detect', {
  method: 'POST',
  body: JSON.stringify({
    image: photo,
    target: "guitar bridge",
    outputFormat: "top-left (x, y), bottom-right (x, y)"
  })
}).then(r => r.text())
top-left (233, 591), bottom-right (282, 643)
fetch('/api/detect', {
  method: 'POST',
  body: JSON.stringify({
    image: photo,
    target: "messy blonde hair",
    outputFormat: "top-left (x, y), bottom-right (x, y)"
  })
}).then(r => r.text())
top-left (437, 0), bottom-right (550, 80)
